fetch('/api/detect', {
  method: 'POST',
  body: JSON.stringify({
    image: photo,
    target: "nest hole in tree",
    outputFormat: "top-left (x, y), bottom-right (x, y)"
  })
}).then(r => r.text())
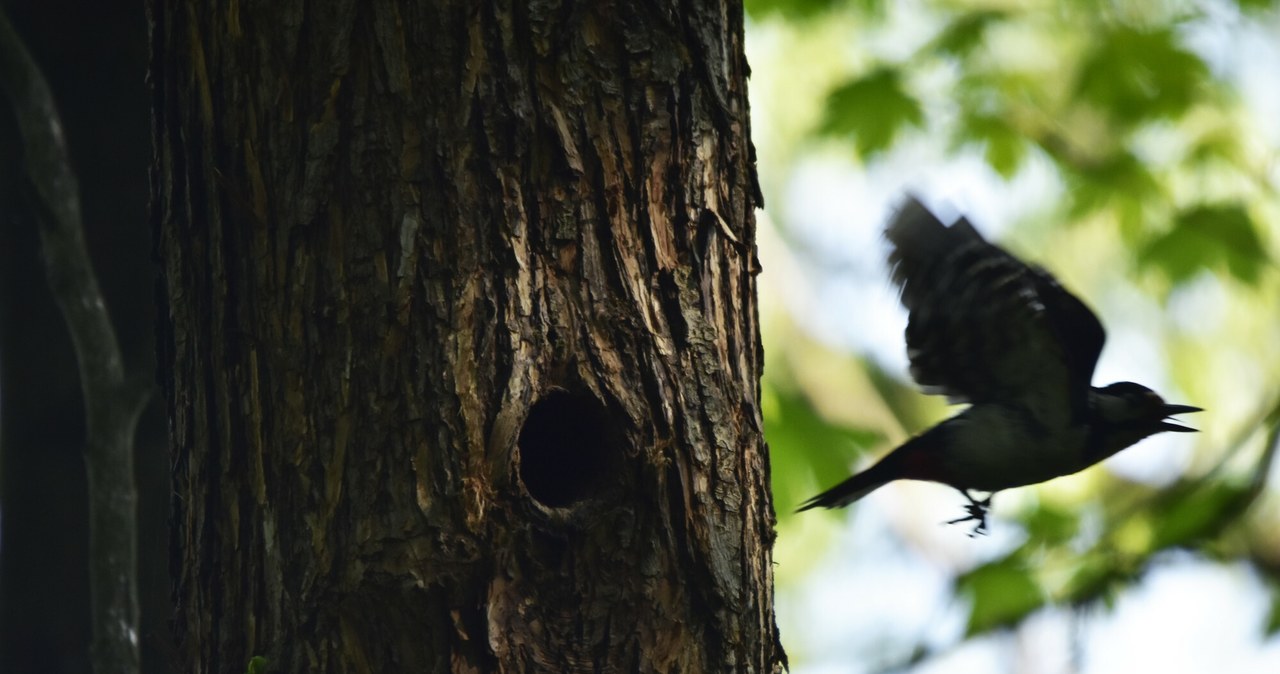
top-left (517, 390), bottom-right (621, 508)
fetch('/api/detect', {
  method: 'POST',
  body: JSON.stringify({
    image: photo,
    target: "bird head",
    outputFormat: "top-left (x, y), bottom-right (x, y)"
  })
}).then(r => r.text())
top-left (1089, 381), bottom-right (1201, 461)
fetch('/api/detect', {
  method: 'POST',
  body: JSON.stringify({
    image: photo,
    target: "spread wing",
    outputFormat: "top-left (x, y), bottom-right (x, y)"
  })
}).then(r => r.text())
top-left (885, 196), bottom-right (1105, 428)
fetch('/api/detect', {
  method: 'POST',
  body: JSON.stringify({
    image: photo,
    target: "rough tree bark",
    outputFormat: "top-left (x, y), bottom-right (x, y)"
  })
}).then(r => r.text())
top-left (152, 1), bottom-right (782, 671)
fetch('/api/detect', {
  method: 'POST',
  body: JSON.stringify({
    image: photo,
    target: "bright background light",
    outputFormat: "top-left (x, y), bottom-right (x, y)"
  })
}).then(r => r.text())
top-left (747, 1), bottom-right (1280, 671)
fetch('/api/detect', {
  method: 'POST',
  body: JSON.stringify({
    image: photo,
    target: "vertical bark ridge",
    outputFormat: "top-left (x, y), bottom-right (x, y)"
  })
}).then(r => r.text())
top-left (155, 0), bottom-right (782, 671)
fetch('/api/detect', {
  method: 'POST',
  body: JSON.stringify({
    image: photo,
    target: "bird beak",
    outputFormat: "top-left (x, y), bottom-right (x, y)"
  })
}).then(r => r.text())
top-left (1158, 404), bottom-right (1202, 432)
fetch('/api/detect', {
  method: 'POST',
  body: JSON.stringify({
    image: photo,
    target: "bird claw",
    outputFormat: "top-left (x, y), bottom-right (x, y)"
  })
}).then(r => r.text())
top-left (945, 492), bottom-right (992, 537)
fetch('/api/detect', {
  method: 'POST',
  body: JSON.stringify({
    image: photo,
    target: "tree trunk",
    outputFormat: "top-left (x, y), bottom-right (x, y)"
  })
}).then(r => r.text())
top-left (152, 1), bottom-right (782, 671)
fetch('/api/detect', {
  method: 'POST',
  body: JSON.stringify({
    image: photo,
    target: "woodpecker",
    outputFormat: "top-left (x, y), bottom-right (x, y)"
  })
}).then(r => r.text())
top-left (797, 196), bottom-right (1201, 534)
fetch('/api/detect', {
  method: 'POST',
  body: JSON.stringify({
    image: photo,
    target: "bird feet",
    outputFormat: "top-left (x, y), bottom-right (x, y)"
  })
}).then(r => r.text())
top-left (946, 491), bottom-right (992, 537)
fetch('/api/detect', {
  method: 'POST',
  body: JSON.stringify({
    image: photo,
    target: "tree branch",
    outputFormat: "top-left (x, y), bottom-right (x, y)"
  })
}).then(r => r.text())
top-left (0, 9), bottom-right (145, 674)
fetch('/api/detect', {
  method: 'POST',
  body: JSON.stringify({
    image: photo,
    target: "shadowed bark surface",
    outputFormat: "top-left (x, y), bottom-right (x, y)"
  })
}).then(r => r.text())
top-left (153, 0), bottom-right (782, 670)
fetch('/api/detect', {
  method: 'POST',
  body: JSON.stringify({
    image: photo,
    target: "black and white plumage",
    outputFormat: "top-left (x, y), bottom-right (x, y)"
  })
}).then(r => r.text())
top-left (798, 196), bottom-right (1200, 533)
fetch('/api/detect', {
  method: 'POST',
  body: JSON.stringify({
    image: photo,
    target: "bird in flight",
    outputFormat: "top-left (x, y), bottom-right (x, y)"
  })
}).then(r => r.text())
top-left (797, 196), bottom-right (1201, 534)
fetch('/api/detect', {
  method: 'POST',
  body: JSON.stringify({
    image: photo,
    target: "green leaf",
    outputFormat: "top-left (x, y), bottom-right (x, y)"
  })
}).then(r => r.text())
top-left (1018, 502), bottom-right (1079, 545)
top-left (744, 0), bottom-right (845, 20)
top-left (957, 556), bottom-right (1045, 635)
top-left (763, 382), bottom-right (884, 510)
top-left (930, 10), bottom-right (1006, 58)
top-left (819, 67), bottom-right (924, 157)
top-left (1149, 481), bottom-right (1253, 550)
top-left (1187, 128), bottom-right (1244, 167)
top-left (954, 112), bottom-right (1026, 179)
top-left (1058, 149), bottom-right (1163, 233)
top-left (246, 656), bottom-right (270, 674)
top-left (1138, 203), bottom-right (1270, 285)
top-left (1266, 583), bottom-right (1280, 636)
top-left (1061, 555), bottom-right (1131, 607)
top-left (1075, 27), bottom-right (1211, 126)
top-left (1232, 0), bottom-right (1276, 12)
top-left (1075, 151), bottom-right (1161, 200)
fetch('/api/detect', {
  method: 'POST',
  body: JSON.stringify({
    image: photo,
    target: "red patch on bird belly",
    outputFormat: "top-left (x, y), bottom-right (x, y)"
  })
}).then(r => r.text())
top-left (899, 441), bottom-right (944, 484)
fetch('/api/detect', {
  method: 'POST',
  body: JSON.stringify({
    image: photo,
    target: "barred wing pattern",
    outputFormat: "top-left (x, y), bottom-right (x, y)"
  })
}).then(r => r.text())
top-left (885, 197), bottom-right (1105, 430)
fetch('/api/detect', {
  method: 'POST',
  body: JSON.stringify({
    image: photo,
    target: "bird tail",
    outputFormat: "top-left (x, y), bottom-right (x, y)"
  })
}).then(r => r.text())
top-left (795, 458), bottom-right (898, 512)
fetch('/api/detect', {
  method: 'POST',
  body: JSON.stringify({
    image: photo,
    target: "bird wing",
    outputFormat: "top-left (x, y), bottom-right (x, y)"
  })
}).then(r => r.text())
top-left (885, 197), bottom-right (1105, 428)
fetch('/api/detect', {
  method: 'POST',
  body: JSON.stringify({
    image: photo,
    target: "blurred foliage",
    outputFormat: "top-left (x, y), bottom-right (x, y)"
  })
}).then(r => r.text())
top-left (764, 379), bottom-right (885, 510)
top-left (761, 0), bottom-right (1276, 288)
top-left (1269, 582), bottom-right (1280, 635)
top-left (956, 554), bottom-right (1043, 635)
top-left (745, 0), bottom-right (847, 20)
top-left (750, 0), bottom-right (1280, 669)
top-left (819, 67), bottom-right (924, 156)
top-left (1139, 203), bottom-right (1269, 284)
top-left (761, 332), bottom-right (908, 520)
